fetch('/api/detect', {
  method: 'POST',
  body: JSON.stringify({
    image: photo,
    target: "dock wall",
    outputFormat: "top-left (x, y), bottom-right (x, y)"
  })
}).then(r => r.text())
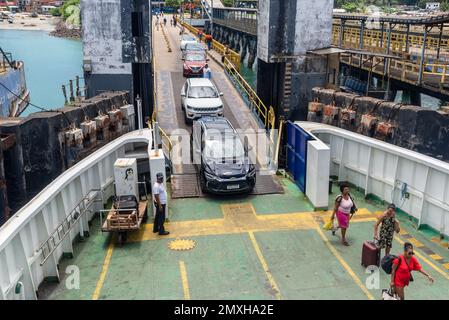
top-left (0, 91), bottom-right (133, 222)
top-left (310, 87), bottom-right (449, 161)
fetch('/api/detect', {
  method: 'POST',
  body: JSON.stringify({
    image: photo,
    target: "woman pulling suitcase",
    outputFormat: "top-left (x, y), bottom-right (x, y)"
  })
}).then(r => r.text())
top-left (374, 204), bottom-right (400, 256)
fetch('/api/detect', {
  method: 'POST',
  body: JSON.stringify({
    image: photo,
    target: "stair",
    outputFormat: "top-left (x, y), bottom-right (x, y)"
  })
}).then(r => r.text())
top-left (283, 62), bottom-right (293, 113)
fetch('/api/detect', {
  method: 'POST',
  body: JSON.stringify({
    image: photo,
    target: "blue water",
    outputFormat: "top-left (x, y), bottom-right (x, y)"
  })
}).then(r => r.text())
top-left (0, 30), bottom-right (83, 116)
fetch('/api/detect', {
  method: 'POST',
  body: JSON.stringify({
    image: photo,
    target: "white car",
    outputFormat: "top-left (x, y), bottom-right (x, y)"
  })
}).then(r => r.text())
top-left (180, 34), bottom-right (198, 51)
top-left (181, 78), bottom-right (224, 124)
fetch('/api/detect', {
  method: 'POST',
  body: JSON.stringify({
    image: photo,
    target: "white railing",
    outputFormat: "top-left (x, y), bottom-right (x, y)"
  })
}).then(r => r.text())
top-left (296, 122), bottom-right (449, 238)
top-left (0, 129), bottom-right (151, 300)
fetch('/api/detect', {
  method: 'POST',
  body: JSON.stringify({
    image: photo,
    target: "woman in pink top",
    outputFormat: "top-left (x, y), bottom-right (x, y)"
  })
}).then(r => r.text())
top-left (331, 183), bottom-right (357, 246)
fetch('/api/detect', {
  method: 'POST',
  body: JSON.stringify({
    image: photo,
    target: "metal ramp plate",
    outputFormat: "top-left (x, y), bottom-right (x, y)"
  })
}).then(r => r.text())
top-left (170, 174), bottom-right (201, 199)
top-left (170, 173), bottom-right (284, 199)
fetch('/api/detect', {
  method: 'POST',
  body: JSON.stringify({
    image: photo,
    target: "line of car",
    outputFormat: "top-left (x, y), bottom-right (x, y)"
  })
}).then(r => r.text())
top-left (179, 33), bottom-right (256, 194)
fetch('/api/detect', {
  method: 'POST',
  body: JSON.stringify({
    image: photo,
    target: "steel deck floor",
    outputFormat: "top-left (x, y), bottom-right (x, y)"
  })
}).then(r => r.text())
top-left (38, 178), bottom-right (449, 300)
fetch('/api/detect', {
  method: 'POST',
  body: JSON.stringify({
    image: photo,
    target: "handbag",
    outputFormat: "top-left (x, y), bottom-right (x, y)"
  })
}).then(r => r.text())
top-left (349, 194), bottom-right (357, 214)
top-left (323, 219), bottom-right (333, 231)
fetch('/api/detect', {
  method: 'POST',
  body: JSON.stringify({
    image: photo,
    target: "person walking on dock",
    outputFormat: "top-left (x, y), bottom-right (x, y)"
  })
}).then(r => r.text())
top-left (153, 172), bottom-right (169, 236)
top-left (163, 17), bottom-right (167, 27)
top-left (331, 183), bottom-right (357, 246)
top-left (390, 242), bottom-right (433, 300)
top-left (374, 204), bottom-right (400, 256)
top-left (205, 34), bottom-right (212, 50)
top-left (173, 16), bottom-right (177, 27)
top-left (203, 64), bottom-right (211, 79)
top-left (222, 45), bottom-right (230, 63)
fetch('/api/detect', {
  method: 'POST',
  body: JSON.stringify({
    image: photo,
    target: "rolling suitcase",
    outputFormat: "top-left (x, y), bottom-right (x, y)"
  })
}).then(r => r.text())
top-left (361, 240), bottom-right (380, 267)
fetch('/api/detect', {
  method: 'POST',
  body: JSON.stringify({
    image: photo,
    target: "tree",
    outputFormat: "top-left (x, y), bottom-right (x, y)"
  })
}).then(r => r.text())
top-left (441, 0), bottom-right (449, 11)
top-left (165, 0), bottom-right (182, 7)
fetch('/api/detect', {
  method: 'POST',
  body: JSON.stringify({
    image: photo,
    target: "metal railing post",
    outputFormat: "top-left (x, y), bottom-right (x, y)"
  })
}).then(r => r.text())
top-left (418, 27), bottom-right (428, 85)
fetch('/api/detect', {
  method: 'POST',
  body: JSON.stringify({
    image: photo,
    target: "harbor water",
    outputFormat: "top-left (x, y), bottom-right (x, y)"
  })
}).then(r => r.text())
top-left (0, 30), bottom-right (83, 116)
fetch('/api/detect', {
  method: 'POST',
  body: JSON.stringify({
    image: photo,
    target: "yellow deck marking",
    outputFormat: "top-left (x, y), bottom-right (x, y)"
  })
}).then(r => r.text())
top-left (179, 261), bottom-right (191, 300)
top-left (315, 226), bottom-right (375, 300)
top-left (394, 236), bottom-right (449, 280)
top-left (128, 206), bottom-right (382, 243)
top-left (248, 231), bottom-right (282, 300)
top-left (429, 254), bottom-right (443, 261)
top-left (407, 238), bottom-right (424, 248)
top-left (92, 239), bottom-right (114, 300)
top-left (128, 210), bottom-right (316, 243)
top-left (443, 263), bottom-right (449, 270)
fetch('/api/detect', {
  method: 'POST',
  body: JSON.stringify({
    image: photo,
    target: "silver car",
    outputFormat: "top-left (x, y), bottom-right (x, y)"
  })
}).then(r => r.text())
top-left (181, 78), bottom-right (224, 124)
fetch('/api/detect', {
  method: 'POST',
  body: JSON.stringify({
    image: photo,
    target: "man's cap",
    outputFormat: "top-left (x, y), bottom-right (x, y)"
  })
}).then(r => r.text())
top-left (156, 172), bottom-right (164, 180)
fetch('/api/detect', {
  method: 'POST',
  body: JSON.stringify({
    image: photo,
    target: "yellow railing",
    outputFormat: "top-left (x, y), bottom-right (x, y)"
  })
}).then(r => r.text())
top-left (223, 57), bottom-right (271, 129)
top-left (342, 53), bottom-right (449, 85)
top-left (332, 25), bottom-right (449, 56)
top-left (177, 18), bottom-right (241, 71)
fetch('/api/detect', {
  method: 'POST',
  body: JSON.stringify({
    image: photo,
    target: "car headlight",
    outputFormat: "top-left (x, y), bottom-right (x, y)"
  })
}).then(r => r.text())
top-left (186, 105), bottom-right (193, 110)
top-left (204, 170), bottom-right (216, 180)
top-left (248, 165), bottom-right (256, 177)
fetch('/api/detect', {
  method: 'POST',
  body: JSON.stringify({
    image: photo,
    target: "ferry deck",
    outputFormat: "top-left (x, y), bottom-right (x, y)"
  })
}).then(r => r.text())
top-left (3, 16), bottom-right (449, 301)
top-left (40, 22), bottom-right (449, 300)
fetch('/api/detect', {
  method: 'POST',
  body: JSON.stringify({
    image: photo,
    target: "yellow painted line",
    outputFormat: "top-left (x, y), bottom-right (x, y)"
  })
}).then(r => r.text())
top-left (128, 207), bottom-right (378, 244)
top-left (128, 211), bottom-right (316, 243)
top-left (92, 239), bottom-right (114, 300)
top-left (248, 231), bottom-right (282, 300)
top-left (429, 254), bottom-right (443, 261)
top-left (407, 237), bottom-right (424, 248)
top-left (394, 236), bottom-right (449, 280)
top-left (443, 263), bottom-right (449, 270)
top-left (315, 226), bottom-right (375, 300)
top-left (179, 261), bottom-right (191, 300)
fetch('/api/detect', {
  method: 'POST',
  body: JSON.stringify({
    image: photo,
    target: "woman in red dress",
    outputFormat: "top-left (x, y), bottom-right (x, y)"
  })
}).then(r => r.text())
top-left (391, 242), bottom-right (434, 300)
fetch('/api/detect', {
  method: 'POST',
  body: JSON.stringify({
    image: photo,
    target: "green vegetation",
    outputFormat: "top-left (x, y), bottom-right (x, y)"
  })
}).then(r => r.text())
top-left (165, 0), bottom-right (182, 7)
top-left (222, 0), bottom-right (235, 7)
top-left (50, 7), bottom-right (61, 17)
top-left (52, 0), bottom-right (80, 27)
top-left (334, 1), bottom-right (449, 12)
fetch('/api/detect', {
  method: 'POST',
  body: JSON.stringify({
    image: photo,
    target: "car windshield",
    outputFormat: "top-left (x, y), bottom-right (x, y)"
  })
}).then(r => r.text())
top-left (182, 35), bottom-right (196, 41)
top-left (205, 138), bottom-right (245, 160)
top-left (185, 53), bottom-right (205, 61)
top-left (188, 86), bottom-right (218, 98)
top-left (186, 43), bottom-right (204, 51)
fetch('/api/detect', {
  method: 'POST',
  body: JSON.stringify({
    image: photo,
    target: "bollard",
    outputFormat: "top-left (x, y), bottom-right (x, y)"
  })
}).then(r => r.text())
top-left (62, 85), bottom-right (68, 104)
top-left (69, 80), bottom-right (75, 102)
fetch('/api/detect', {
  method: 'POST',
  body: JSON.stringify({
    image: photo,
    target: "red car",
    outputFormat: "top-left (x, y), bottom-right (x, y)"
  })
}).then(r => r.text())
top-left (183, 51), bottom-right (208, 77)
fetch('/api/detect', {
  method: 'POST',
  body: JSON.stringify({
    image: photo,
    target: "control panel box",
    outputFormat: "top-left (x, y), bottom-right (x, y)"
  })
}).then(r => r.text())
top-left (114, 158), bottom-right (138, 198)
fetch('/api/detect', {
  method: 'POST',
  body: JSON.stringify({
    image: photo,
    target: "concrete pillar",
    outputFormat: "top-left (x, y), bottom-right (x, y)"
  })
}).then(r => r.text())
top-left (257, 0), bottom-right (333, 121)
top-left (306, 139), bottom-right (330, 210)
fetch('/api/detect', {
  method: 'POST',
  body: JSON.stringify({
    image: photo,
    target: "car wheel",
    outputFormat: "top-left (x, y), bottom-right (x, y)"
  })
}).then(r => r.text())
top-left (184, 114), bottom-right (192, 125)
top-left (200, 171), bottom-right (208, 194)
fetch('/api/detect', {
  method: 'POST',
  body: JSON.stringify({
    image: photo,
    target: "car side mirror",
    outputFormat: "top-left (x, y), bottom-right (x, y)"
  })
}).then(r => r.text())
top-left (181, 93), bottom-right (186, 97)
top-left (219, 92), bottom-right (224, 96)
top-left (206, 58), bottom-right (210, 62)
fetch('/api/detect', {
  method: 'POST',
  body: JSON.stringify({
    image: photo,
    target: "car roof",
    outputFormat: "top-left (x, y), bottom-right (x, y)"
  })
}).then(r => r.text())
top-left (185, 42), bottom-right (204, 47)
top-left (199, 117), bottom-right (234, 132)
top-left (181, 34), bottom-right (196, 40)
top-left (188, 78), bottom-right (214, 87)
